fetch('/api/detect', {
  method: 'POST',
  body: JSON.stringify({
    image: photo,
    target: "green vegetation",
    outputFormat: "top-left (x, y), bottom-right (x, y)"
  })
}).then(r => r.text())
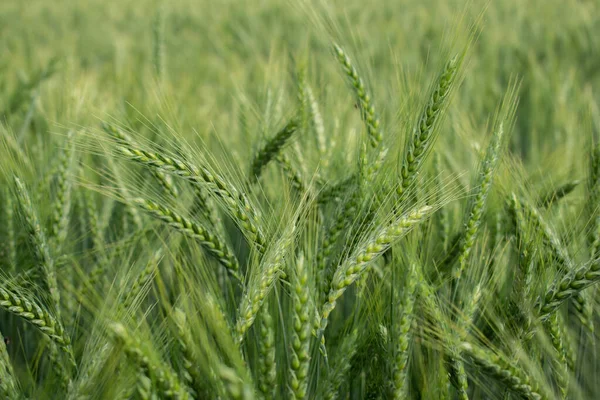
top-left (0, 0), bottom-right (599, 398)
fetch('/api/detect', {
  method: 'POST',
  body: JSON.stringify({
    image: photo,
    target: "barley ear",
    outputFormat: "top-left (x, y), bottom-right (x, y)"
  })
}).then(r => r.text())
top-left (538, 180), bottom-right (579, 208)
top-left (121, 250), bottom-right (162, 312)
top-left (546, 314), bottom-right (570, 399)
top-left (588, 143), bottom-right (600, 257)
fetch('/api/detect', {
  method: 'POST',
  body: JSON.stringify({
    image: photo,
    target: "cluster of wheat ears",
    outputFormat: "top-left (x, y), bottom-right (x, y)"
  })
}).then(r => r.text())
top-left (1, 7), bottom-right (599, 399)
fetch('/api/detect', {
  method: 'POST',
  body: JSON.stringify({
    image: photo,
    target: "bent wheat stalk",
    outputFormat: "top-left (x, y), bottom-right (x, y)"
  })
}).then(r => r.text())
top-left (318, 205), bottom-right (434, 336)
top-left (133, 198), bottom-right (241, 282)
top-left (117, 145), bottom-right (266, 250)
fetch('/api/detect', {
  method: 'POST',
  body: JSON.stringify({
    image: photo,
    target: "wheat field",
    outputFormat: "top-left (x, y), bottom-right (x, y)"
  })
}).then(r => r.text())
top-left (0, 0), bottom-right (599, 399)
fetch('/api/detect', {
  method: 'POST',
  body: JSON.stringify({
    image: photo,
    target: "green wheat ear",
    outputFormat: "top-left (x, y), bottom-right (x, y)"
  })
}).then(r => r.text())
top-left (250, 118), bottom-right (299, 183)
top-left (333, 43), bottom-right (382, 149)
top-left (0, 329), bottom-right (19, 399)
top-left (538, 259), bottom-right (600, 321)
top-left (116, 143), bottom-right (266, 250)
top-left (50, 131), bottom-right (75, 249)
top-left (257, 308), bottom-right (277, 400)
top-left (453, 120), bottom-right (506, 283)
top-left (319, 205), bottom-right (434, 336)
top-left (390, 264), bottom-right (418, 399)
top-left (13, 176), bottom-right (61, 318)
top-left (288, 253), bottom-right (312, 400)
top-left (133, 197), bottom-right (242, 282)
top-left (109, 322), bottom-right (190, 399)
top-left (459, 342), bottom-right (548, 400)
top-left (397, 54), bottom-right (461, 201)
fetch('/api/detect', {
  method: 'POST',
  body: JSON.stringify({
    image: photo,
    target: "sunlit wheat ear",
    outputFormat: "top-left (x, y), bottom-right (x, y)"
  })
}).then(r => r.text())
top-left (306, 83), bottom-right (326, 158)
top-left (319, 205), bottom-right (434, 336)
top-left (397, 55), bottom-right (461, 201)
top-left (109, 322), bottom-right (190, 399)
top-left (333, 43), bottom-right (382, 149)
top-left (116, 144), bottom-right (266, 250)
top-left (250, 118), bottom-right (299, 183)
top-left (13, 176), bottom-right (61, 318)
top-left (133, 197), bottom-right (242, 282)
